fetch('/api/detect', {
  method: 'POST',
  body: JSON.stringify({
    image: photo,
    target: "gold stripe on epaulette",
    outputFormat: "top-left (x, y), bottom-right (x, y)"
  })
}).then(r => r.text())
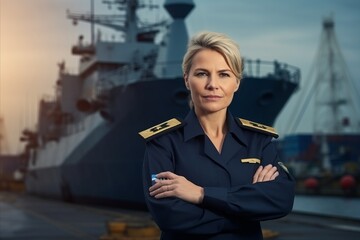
top-left (139, 118), bottom-right (182, 139)
top-left (239, 118), bottom-right (278, 137)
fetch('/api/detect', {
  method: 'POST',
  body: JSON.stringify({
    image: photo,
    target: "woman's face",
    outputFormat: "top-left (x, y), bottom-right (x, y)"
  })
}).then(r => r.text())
top-left (184, 49), bottom-right (240, 115)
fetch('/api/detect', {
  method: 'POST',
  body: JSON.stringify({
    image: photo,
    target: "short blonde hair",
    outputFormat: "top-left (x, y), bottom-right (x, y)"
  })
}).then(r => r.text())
top-left (182, 31), bottom-right (242, 81)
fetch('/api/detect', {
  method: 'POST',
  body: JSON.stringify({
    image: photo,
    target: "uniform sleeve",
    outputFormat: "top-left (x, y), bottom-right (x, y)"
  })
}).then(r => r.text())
top-left (202, 140), bottom-right (295, 221)
top-left (142, 137), bottom-right (242, 234)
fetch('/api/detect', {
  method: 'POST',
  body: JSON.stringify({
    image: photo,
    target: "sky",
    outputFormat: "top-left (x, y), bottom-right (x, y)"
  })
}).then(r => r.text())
top-left (1, 0), bottom-right (360, 154)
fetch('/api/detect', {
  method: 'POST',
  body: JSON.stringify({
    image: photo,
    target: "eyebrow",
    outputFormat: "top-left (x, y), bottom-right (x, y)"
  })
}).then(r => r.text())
top-left (193, 68), bottom-right (208, 72)
top-left (193, 68), bottom-right (231, 72)
top-left (218, 69), bottom-right (232, 73)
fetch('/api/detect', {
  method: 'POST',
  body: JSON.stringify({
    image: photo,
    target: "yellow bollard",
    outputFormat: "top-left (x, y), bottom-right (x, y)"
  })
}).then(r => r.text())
top-left (107, 221), bottom-right (127, 235)
top-left (262, 228), bottom-right (280, 239)
top-left (100, 219), bottom-right (160, 240)
top-left (126, 225), bottom-right (160, 237)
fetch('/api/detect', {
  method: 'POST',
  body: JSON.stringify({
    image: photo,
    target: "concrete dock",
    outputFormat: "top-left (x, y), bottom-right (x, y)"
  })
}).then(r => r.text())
top-left (1, 192), bottom-right (360, 240)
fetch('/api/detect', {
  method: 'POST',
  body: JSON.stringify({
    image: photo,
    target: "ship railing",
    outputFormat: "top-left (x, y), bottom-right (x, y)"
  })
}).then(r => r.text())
top-left (149, 59), bottom-right (300, 84)
top-left (242, 58), bottom-right (301, 85)
top-left (95, 58), bottom-right (301, 89)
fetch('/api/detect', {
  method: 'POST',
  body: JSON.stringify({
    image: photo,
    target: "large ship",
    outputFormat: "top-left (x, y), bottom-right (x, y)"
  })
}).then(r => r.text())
top-left (21, 0), bottom-right (300, 208)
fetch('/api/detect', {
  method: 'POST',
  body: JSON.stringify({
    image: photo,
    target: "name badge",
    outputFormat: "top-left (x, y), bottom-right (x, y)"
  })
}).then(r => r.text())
top-left (241, 158), bottom-right (261, 164)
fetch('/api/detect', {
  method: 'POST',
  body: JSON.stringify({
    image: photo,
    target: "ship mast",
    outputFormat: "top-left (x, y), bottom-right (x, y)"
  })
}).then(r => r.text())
top-left (67, 0), bottom-right (162, 43)
top-left (0, 117), bottom-right (9, 154)
top-left (312, 16), bottom-right (360, 173)
top-left (91, 0), bottom-right (95, 45)
top-left (313, 16), bottom-right (360, 134)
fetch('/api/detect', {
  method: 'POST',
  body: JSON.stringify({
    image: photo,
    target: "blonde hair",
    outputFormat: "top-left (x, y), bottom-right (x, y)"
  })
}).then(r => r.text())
top-left (182, 31), bottom-right (242, 81)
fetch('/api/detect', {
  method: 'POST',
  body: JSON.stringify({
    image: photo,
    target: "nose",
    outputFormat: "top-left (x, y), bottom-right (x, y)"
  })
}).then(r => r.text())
top-left (206, 75), bottom-right (219, 90)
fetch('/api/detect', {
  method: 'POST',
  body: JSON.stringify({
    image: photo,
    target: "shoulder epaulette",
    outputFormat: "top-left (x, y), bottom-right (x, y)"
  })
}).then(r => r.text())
top-left (238, 118), bottom-right (278, 138)
top-left (138, 118), bottom-right (183, 141)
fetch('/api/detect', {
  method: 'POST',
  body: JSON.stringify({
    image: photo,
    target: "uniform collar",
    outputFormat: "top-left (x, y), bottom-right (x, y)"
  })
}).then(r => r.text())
top-left (183, 109), bottom-right (248, 146)
top-left (183, 109), bottom-right (205, 142)
top-left (227, 111), bottom-right (248, 147)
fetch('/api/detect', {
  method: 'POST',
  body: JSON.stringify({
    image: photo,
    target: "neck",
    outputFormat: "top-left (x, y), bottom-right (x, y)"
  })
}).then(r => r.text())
top-left (195, 108), bottom-right (228, 137)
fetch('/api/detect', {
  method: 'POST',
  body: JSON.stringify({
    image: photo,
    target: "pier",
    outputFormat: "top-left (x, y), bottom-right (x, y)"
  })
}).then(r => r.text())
top-left (1, 192), bottom-right (359, 240)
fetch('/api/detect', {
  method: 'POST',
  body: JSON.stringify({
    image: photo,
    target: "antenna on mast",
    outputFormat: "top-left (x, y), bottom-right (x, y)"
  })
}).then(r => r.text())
top-left (91, 0), bottom-right (95, 45)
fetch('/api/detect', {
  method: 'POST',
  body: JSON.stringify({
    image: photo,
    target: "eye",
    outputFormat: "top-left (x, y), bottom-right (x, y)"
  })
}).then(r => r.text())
top-left (195, 71), bottom-right (208, 77)
top-left (219, 72), bottom-right (231, 78)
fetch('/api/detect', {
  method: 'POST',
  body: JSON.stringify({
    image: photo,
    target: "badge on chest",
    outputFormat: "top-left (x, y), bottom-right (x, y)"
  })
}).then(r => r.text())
top-left (241, 158), bottom-right (261, 164)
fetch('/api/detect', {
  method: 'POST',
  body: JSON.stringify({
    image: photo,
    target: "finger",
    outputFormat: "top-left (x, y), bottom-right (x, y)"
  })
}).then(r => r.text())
top-left (154, 189), bottom-right (173, 199)
top-left (270, 171), bottom-right (279, 181)
top-left (149, 182), bottom-right (161, 192)
top-left (156, 171), bottom-right (177, 179)
top-left (153, 185), bottom-right (177, 198)
top-left (257, 164), bottom-right (273, 182)
top-left (253, 165), bottom-right (263, 183)
top-left (150, 184), bottom-right (173, 197)
top-left (149, 179), bottom-right (173, 192)
top-left (154, 179), bottom-right (173, 185)
top-left (263, 166), bottom-right (277, 181)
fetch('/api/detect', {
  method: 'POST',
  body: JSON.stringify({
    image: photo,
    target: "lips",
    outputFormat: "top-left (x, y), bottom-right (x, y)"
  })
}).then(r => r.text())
top-left (203, 95), bottom-right (222, 100)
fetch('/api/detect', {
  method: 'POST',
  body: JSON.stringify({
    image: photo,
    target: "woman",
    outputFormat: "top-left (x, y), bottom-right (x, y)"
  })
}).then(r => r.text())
top-left (139, 31), bottom-right (295, 240)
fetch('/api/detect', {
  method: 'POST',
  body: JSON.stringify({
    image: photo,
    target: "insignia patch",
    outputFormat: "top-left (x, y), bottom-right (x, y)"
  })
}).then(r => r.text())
top-left (238, 118), bottom-right (278, 138)
top-left (139, 118), bottom-right (182, 140)
top-left (151, 174), bottom-right (157, 185)
top-left (278, 161), bottom-right (289, 174)
top-left (241, 158), bottom-right (261, 164)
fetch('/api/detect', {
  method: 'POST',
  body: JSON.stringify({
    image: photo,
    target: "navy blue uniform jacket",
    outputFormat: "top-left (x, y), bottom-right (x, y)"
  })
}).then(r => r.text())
top-left (142, 110), bottom-right (295, 240)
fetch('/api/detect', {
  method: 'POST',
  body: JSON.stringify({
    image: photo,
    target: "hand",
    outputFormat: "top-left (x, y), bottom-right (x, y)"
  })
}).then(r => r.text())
top-left (253, 164), bottom-right (279, 184)
top-left (149, 171), bottom-right (204, 204)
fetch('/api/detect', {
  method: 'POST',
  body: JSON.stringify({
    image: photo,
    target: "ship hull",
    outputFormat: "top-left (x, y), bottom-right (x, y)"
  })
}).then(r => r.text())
top-left (26, 77), bottom-right (297, 207)
top-left (278, 133), bottom-right (360, 197)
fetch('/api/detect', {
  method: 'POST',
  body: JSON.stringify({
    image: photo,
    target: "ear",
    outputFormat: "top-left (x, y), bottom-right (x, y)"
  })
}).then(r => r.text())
top-left (184, 74), bottom-right (190, 90)
top-left (234, 79), bottom-right (240, 92)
